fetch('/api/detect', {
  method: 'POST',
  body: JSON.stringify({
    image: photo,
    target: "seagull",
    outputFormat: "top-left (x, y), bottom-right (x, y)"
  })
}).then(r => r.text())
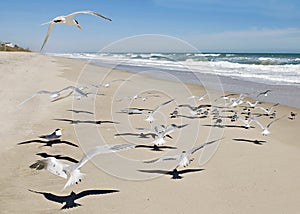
top-left (238, 115), bottom-right (262, 129)
top-left (19, 85), bottom-right (89, 105)
top-left (215, 93), bottom-right (238, 102)
top-left (137, 124), bottom-right (188, 150)
top-left (169, 107), bottom-right (179, 118)
top-left (30, 144), bottom-right (135, 189)
top-left (226, 93), bottom-right (248, 107)
top-left (290, 112), bottom-right (297, 120)
top-left (254, 116), bottom-right (284, 136)
top-left (41, 10), bottom-right (112, 50)
top-left (256, 90), bottom-right (271, 98)
top-left (144, 138), bottom-right (222, 178)
top-left (258, 103), bottom-right (279, 116)
top-left (143, 99), bottom-right (175, 123)
top-left (19, 90), bottom-right (61, 105)
top-left (246, 100), bottom-right (261, 108)
top-left (28, 189), bottom-right (119, 209)
top-left (39, 128), bottom-right (64, 140)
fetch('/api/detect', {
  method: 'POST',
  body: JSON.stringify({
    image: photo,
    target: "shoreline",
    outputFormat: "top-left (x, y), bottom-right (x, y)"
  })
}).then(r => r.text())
top-left (49, 53), bottom-right (300, 109)
top-left (1, 52), bottom-right (300, 213)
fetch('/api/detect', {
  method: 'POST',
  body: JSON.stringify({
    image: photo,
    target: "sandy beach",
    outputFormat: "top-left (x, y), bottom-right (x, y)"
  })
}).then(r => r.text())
top-left (1, 52), bottom-right (300, 213)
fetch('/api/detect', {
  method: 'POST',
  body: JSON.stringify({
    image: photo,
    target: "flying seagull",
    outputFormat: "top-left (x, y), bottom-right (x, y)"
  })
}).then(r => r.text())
top-left (30, 144), bottom-right (135, 189)
top-left (246, 100), bottom-right (261, 108)
top-left (256, 90), bottom-right (271, 98)
top-left (254, 115), bottom-right (285, 136)
top-left (258, 103), bottom-right (279, 116)
top-left (28, 189), bottom-right (119, 209)
top-left (19, 85), bottom-right (88, 105)
top-left (41, 10), bottom-right (112, 50)
top-left (144, 99), bottom-right (175, 123)
top-left (144, 138), bottom-right (223, 178)
top-left (137, 123), bottom-right (188, 150)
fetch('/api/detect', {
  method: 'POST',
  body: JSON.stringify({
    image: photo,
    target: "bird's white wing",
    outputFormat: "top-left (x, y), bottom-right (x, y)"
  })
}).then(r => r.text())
top-left (258, 106), bottom-right (267, 113)
top-left (152, 99), bottom-right (175, 114)
top-left (254, 119), bottom-right (265, 130)
top-left (266, 115), bottom-right (285, 128)
top-left (67, 10), bottom-right (112, 21)
top-left (144, 154), bottom-right (181, 163)
top-left (189, 138), bottom-right (223, 155)
top-left (163, 123), bottom-right (188, 136)
top-left (58, 86), bottom-right (87, 97)
top-left (30, 158), bottom-right (68, 179)
top-left (19, 90), bottom-right (55, 106)
top-left (40, 22), bottom-right (55, 51)
top-left (74, 144), bottom-right (135, 170)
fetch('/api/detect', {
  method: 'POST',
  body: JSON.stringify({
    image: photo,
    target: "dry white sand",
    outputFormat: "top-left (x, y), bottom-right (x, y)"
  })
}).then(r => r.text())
top-left (1, 52), bottom-right (300, 213)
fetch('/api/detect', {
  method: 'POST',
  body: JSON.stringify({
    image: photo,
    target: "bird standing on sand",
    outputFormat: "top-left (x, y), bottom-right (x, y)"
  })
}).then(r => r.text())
top-left (290, 112), bottom-right (297, 120)
top-left (39, 128), bottom-right (64, 140)
top-left (41, 10), bottom-right (112, 50)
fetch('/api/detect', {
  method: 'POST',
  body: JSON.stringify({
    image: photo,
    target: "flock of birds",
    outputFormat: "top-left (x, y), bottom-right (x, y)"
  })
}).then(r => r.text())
top-left (17, 9), bottom-right (298, 210)
top-left (19, 75), bottom-right (298, 209)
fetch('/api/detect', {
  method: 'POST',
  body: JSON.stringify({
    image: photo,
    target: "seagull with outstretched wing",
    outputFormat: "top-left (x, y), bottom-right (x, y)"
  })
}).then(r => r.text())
top-left (143, 99), bottom-right (175, 123)
top-left (41, 10), bottom-right (112, 50)
top-left (145, 138), bottom-right (223, 168)
top-left (30, 144), bottom-right (135, 189)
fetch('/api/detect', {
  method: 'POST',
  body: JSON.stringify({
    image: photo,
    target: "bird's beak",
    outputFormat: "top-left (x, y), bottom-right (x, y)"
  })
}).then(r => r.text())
top-left (77, 24), bottom-right (82, 30)
top-left (61, 128), bottom-right (65, 131)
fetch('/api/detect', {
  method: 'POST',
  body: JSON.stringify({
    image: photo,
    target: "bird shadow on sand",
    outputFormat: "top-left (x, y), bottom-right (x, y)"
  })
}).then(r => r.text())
top-left (138, 168), bottom-right (205, 179)
top-left (114, 132), bottom-right (156, 139)
top-left (35, 152), bottom-right (79, 163)
top-left (66, 109), bottom-right (94, 115)
top-left (203, 124), bottom-right (255, 129)
top-left (28, 189), bottom-right (119, 210)
top-left (232, 138), bottom-right (267, 146)
top-left (17, 139), bottom-right (78, 147)
top-left (135, 144), bottom-right (177, 151)
top-left (177, 115), bottom-right (207, 120)
top-left (54, 118), bottom-right (119, 125)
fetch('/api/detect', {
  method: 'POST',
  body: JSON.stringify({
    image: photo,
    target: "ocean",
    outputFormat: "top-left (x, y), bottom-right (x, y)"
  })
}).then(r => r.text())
top-left (51, 52), bottom-right (300, 108)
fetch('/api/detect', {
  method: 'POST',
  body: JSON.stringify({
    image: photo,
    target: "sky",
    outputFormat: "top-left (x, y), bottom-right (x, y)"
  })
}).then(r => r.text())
top-left (1, 0), bottom-right (300, 53)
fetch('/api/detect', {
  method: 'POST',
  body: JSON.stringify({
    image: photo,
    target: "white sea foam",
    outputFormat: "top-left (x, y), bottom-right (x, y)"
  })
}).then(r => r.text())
top-left (50, 52), bottom-right (300, 85)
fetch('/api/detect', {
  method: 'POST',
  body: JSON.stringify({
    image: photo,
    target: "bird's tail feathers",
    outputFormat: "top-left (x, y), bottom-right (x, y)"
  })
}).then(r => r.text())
top-left (41, 21), bottom-right (52, 26)
top-left (62, 203), bottom-right (81, 210)
top-left (63, 169), bottom-right (86, 190)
